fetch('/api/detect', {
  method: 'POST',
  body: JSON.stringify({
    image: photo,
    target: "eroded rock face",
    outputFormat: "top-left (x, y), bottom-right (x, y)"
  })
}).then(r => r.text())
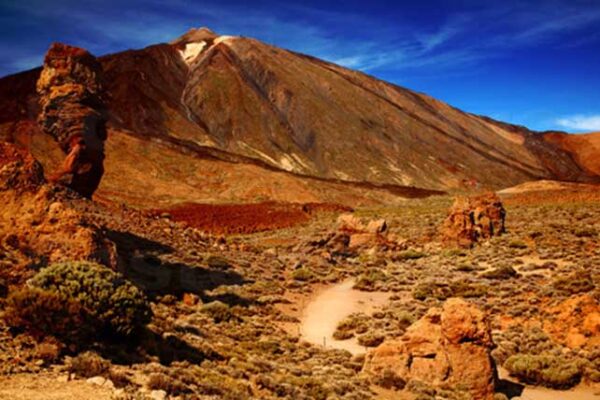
top-left (0, 142), bottom-right (45, 191)
top-left (364, 298), bottom-right (497, 400)
top-left (36, 43), bottom-right (107, 198)
top-left (441, 192), bottom-right (506, 247)
top-left (543, 295), bottom-right (600, 350)
top-left (0, 143), bottom-right (116, 285)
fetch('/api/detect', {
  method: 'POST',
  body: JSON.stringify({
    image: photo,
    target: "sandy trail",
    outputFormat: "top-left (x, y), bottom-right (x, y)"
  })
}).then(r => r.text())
top-left (300, 278), bottom-right (391, 355)
top-left (299, 280), bottom-right (600, 399)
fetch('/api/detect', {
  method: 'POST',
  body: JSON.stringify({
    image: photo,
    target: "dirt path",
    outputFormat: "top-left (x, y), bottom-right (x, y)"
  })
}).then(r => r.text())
top-left (299, 279), bottom-right (391, 354)
top-left (0, 373), bottom-right (113, 400)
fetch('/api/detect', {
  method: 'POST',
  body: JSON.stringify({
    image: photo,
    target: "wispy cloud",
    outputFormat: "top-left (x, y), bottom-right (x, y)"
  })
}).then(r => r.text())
top-left (2, 0), bottom-right (600, 78)
top-left (556, 115), bottom-right (600, 132)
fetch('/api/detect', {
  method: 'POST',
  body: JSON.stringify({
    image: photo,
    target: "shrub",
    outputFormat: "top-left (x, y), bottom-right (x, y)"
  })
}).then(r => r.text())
top-left (372, 368), bottom-right (406, 390)
top-left (412, 280), bottom-right (486, 300)
top-left (482, 265), bottom-right (518, 280)
top-left (147, 372), bottom-right (190, 395)
top-left (394, 249), bottom-right (426, 261)
top-left (357, 332), bottom-right (384, 347)
top-left (3, 286), bottom-right (93, 341)
top-left (508, 240), bottom-right (528, 249)
top-left (504, 354), bottom-right (582, 389)
top-left (201, 301), bottom-right (233, 322)
top-left (552, 270), bottom-right (595, 295)
top-left (354, 268), bottom-right (387, 291)
top-left (29, 261), bottom-right (151, 336)
top-left (68, 351), bottom-right (110, 378)
top-left (292, 268), bottom-right (314, 282)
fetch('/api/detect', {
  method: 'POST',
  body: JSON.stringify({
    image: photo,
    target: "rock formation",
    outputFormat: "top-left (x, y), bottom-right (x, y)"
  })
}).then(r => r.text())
top-left (0, 142), bottom-right (116, 285)
top-left (36, 43), bottom-right (107, 198)
top-left (440, 192), bottom-right (506, 247)
top-left (363, 298), bottom-right (497, 400)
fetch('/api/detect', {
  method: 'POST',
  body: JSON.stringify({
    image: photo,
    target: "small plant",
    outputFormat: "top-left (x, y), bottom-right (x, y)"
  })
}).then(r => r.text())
top-left (372, 368), bottom-right (406, 390)
top-left (552, 270), bottom-right (595, 295)
top-left (3, 286), bottom-right (92, 341)
top-left (354, 268), bottom-right (387, 291)
top-left (482, 265), bottom-right (518, 280)
top-left (357, 332), bottom-right (384, 347)
top-left (504, 354), bottom-right (582, 389)
top-left (508, 240), bottom-right (528, 249)
top-left (201, 301), bottom-right (233, 322)
top-left (394, 249), bottom-right (426, 261)
top-left (29, 261), bottom-right (151, 336)
top-left (292, 268), bottom-right (314, 282)
top-left (147, 372), bottom-right (190, 395)
top-left (68, 351), bottom-right (110, 378)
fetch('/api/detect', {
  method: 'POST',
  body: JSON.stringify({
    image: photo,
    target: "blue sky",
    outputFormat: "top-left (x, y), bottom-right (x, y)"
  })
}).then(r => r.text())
top-left (1, 0), bottom-right (599, 132)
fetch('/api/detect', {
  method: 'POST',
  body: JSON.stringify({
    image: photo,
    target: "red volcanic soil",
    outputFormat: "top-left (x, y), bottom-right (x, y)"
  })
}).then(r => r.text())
top-left (155, 201), bottom-right (352, 234)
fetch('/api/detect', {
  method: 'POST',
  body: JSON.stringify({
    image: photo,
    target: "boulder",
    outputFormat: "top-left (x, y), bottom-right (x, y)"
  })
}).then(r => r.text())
top-left (36, 43), bottom-right (107, 198)
top-left (364, 298), bottom-right (497, 400)
top-left (542, 295), bottom-right (600, 349)
top-left (0, 143), bottom-right (116, 285)
top-left (440, 192), bottom-right (506, 247)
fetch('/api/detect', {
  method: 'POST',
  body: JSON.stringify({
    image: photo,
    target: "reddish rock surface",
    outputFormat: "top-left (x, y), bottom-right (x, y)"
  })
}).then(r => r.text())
top-left (154, 202), bottom-right (351, 234)
top-left (363, 298), bottom-right (497, 399)
top-left (0, 143), bottom-right (116, 285)
top-left (441, 192), bottom-right (506, 247)
top-left (543, 295), bottom-right (600, 350)
top-left (0, 142), bottom-right (45, 191)
top-left (36, 43), bottom-right (107, 198)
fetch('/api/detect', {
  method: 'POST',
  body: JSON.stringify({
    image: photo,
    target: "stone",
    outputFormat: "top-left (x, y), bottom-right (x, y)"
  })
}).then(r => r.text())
top-left (364, 298), bottom-right (497, 400)
top-left (36, 43), bottom-right (108, 198)
top-left (440, 192), bottom-right (506, 247)
top-left (86, 376), bottom-right (114, 389)
top-left (365, 219), bottom-right (387, 234)
top-left (337, 213), bottom-right (364, 232)
top-left (149, 389), bottom-right (168, 400)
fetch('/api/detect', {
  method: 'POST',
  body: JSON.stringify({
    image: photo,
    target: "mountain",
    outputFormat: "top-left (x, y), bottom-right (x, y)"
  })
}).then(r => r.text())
top-left (1, 27), bottom-right (598, 207)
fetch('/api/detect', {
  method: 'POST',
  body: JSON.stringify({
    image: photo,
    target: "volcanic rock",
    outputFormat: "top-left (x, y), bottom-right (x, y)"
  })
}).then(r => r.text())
top-left (36, 42), bottom-right (107, 198)
top-left (0, 142), bottom-right (45, 191)
top-left (440, 192), bottom-right (506, 247)
top-left (363, 298), bottom-right (497, 400)
top-left (0, 142), bottom-right (116, 285)
top-left (543, 295), bottom-right (600, 349)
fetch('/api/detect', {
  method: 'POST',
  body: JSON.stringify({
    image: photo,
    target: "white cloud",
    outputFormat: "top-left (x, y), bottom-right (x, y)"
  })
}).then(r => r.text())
top-left (556, 115), bottom-right (600, 132)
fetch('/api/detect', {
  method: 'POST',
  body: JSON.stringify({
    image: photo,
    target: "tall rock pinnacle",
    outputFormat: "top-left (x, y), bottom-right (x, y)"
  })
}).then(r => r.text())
top-left (36, 42), bottom-right (107, 198)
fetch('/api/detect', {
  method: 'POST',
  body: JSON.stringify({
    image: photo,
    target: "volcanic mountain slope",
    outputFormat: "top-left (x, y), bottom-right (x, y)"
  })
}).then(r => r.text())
top-left (1, 27), bottom-right (599, 206)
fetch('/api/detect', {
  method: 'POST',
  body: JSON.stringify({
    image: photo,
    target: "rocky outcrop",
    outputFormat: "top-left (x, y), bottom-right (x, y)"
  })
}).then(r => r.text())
top-left (0, 142), bottom-right (45, 192)
top-left (363, 298), bottom-right (497, 400)
top-left (440, 192), bottom-right (506, 247)
top-left (36, 43), bottom-right (107, 198)
top-left (0, 143), bottom-right (116, 285)
top-left (543, 295), bottom-right (600, 350)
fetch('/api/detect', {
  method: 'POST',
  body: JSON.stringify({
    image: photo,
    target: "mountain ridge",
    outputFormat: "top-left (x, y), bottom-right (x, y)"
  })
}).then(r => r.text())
top-left (1, 28), bottom-right (599, 207)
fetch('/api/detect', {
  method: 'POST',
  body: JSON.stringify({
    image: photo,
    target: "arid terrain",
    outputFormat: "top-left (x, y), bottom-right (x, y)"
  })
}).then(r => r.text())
top-left (0, 27), bottom-right (599, 400)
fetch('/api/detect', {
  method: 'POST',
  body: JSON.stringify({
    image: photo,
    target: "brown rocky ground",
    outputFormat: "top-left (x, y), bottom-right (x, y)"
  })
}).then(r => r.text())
top-left (1, 177), bottom-right (599, 399)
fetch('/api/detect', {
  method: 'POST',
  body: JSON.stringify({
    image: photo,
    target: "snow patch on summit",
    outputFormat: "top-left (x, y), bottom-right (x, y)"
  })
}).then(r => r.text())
top-left (179, 41), bottom-right (207, 64)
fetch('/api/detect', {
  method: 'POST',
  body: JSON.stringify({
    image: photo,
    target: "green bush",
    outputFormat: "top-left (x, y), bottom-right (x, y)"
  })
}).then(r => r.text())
top-left (29, 261), bottom-right (151, 336)
top-left (292, 268), bottom-right (314, 282)
top-left (482, 265), bottom-right (518, 280)
top-left (201, 301), bottom-right (233, 323)
top-left (412, 280), bottom-right (487, 300)
top-left (353, 268), bottom-right (387, 291)
top-left (552, 270), bottom-right (595, 295)
top-left (357, 332), bottom-right (384, 347)
top-left (3, 286), bottom-right (93, 341)
top-left (394, 249), bottom-right (426, 261)
top-left (504, 354), bottom-right (582, 389)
